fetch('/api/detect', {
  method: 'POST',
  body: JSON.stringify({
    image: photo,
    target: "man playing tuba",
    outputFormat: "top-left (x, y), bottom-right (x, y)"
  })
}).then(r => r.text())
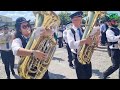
top-left (67, 11), bottom-right (100, 79)
top-left (67, 11), bottom-right (93, 79)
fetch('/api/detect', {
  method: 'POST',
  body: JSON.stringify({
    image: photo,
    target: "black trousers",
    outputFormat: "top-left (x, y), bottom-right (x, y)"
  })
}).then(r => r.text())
top-left (1, 50), bottom-right (15, 78)
top-left (73, 53), bottom-right (92, 79)
top-left (104, 49), bottom-right (120, 78)
top-left (101, 31), bottom-right (107, 45)
top-left (66, 43), bottom-right (73, 63)
top-left (107, 45), bottom-right (111, 57)
top-left (58, 37), bottom-right (63, 48)
top-left (42, 70), bottom-right (49, 79)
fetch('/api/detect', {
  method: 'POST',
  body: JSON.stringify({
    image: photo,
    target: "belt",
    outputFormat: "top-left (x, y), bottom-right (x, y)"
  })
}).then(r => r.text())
top-left (0, 50), bottom-right (12, 52)
top-left (109, 44), bottom-right (119, 49)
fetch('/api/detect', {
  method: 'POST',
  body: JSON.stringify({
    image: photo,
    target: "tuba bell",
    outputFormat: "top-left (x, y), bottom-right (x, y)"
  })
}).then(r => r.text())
top-left (77, 11), bottom-right (105, 64)
top-left (17, 11), bottom-right (60, 79)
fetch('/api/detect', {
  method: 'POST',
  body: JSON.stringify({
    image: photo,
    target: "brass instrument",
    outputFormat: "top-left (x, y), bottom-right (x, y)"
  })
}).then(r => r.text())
top-left (18, 11), bottom-right (60, 79)
top-left (77, 11), bottom-right (104, 64)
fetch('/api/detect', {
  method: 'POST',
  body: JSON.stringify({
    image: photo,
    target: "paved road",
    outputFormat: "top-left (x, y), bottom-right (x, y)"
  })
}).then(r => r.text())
top-left (0, 45), bottom-right (119, 79)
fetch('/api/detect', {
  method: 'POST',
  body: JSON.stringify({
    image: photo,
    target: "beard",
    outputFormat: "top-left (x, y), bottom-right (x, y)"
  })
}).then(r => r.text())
top-left (111, 24), bottom-right (118, 27)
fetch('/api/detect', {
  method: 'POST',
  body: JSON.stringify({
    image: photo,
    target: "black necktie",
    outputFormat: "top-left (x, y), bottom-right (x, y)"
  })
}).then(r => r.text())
top-left (26, 38), bottom-right (29, 43)
top-left (23, 36), bottom-right (29, 43)
top-left (6, 42), bottom-right (9, 49)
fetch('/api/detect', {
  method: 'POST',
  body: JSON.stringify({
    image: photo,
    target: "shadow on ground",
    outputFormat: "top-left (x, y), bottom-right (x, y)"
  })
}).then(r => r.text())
top-left (92, 69), bottom-right (103, 79)
top-left (97, 46), bottom-right (107, 49)
top-left (48, 72), bottom-right (67, 79)
top-left (13, 72), bottom-right (67, 79)
top-left (14, 64), bottom-right (18, 69)
top-left (52, 57), bottom-right (64, 62)
top-left (13, 74), bottom-right (21, 79)
top-left (94, 48), bottom-right (107, 52)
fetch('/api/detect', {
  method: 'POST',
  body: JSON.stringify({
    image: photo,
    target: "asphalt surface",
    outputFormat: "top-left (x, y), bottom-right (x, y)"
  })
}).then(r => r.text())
top-left (0, 45), bottom-right (119, 79)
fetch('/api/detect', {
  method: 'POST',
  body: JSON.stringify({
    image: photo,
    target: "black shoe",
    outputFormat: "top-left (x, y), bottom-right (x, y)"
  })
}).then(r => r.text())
top-left (102, 72), bottom-right (107, 79)
top-left (11, 70), bottom-right (15, 75)
top-left (7, 76), bottom-right (11, 79)
top-left (69, 62), bottom-right (74, 68)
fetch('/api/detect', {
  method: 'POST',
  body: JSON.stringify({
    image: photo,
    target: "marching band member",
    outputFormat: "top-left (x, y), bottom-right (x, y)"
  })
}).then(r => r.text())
top-left (67, 11), bottom-right (100, 79)
top-left (67, 11), bottom-right (93, 79)
top-left (0, 25), bottom-right (15, 79)
top-left (63, 28), bottom-right (74, 68)
top-left (99, 16), bottom-right (111, 57)
top-left (57, 27), bottom-right (63, 48)
top-left (0, 26), bottom-right (3, 33)
top-left (103, 14), bottom-right (120, 79)
top-left (11, 17), bottom-right (53, 79)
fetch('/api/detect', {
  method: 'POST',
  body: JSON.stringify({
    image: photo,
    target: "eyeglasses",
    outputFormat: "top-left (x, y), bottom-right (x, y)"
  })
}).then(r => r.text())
top-left (4, 28), bottom-right (8, 30)
top-left (21, 24), bottom-right (30, 29)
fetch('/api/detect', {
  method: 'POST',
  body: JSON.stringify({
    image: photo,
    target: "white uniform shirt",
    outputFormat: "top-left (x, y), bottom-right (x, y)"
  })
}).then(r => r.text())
top-left (57, 30), bottom-right (63, 38)
top-left (100, 23), bottom-right (106, 32)
top-left (11, 27), bottom-right (45, 55)
top-left (106, 27), bottom-right (120, 49)
top-left (0, 32), bottom-right (13, 51)
top-left (63, 30), bottom-right (68, 43)
top-left (67, 25), bottom-right (83, 54)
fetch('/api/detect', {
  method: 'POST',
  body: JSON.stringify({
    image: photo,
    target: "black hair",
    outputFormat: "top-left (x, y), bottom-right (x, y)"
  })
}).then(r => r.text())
top-left (15, 22), bottom-right (22, 39)
top-left (14, 21), bottom-right (32, 39)
top-left (14, 22), bottom-right (32, 48)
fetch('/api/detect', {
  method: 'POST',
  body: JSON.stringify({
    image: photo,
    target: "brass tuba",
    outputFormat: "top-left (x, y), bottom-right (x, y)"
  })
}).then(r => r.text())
top-left (77, 11), bottom-right (105, 64)
top-left (18, 11), bottom-right (60, 79)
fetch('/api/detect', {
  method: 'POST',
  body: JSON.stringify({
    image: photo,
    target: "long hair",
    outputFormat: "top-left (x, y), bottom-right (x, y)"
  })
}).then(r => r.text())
top-left (15, 22), bottom-right (23, 40)
top-left (14, 22), bottom-right (33, 48)
top-left (14, 22), bottom-right (32, 40)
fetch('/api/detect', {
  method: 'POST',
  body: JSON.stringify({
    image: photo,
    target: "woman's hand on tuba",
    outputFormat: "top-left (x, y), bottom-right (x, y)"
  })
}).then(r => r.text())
top-left (40, 27), bottom-right (53, 37)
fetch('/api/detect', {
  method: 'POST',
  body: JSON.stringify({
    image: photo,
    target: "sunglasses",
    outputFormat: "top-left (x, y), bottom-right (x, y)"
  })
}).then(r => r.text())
top-left (21, 24), bottom-right (30, 29)
top-left (4, 28), bottom-right (8, 30)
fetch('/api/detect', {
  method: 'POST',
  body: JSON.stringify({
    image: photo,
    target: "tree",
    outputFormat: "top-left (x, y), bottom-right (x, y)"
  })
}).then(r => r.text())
top-left (58, 11), bottom-right (71, 25)
top-left (58, 11), bottom-right (91, 26)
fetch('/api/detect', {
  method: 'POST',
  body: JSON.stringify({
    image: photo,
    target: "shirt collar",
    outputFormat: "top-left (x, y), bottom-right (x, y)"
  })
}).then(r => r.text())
top-left (109, 26), bottom-right (116, 29)
top-left (72, 24), bottom-right (78, 31)
top-left (22, 35), bottom-right (30, 39)
top-left (72, 24), bottom-right (82, 32)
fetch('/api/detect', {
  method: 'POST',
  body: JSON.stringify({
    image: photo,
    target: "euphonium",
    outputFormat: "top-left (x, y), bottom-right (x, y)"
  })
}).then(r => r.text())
top-left (18, 11), bottom-right (60, 79)
top-left (77, 11), bottom-right (104, 64)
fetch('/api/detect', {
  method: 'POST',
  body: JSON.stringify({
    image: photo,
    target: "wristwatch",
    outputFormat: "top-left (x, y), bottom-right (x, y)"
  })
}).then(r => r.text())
top-left (31, 52), bottom-right (33, 56)
top-left (31, 50), bottom-right (35, 57)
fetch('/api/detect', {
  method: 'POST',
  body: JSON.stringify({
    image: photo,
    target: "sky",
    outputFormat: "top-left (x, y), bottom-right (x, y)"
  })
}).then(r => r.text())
top-left (0, 11), bottom-right (120, 22)
top-left (0, 11), bottom-right (74, 21)
top-left (0, 11), bottom-right (76, 21)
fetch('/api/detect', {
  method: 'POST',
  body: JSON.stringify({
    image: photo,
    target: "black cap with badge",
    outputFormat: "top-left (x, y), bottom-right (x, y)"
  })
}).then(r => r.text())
top-left (15, 17), bottom-right (31, 31)
top-left (70, 11), bottom-right (83, 19)
top-left (15, 17), bottom-right (30, 24)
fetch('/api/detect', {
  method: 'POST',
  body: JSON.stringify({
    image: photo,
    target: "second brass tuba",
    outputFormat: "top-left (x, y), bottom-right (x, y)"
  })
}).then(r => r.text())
top-left (18, 11), bottom-right (60, 79)
top-left (77, 11), bottom-right (105, 64)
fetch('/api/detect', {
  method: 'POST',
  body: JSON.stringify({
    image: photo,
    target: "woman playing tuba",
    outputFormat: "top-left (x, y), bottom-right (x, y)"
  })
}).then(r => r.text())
top-left (11, 14), bottom-right (56, 79)
top-left (12, 11), bottom-right (60, 79)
